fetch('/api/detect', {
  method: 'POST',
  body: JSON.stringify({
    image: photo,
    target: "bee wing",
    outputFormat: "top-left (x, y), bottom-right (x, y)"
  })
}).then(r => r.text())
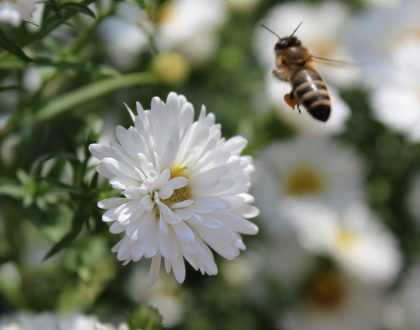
top-left (311, 55), bottom-right (360, 68)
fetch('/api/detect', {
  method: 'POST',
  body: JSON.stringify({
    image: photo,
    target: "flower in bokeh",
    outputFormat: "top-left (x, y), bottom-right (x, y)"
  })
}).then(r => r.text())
top-left (155, 0), bottom-right (227, 64)
top-left (89, 92), bottom-right (258, 284)
top-left (281, 269), bottom-right (385, 330)
top-left (349, 0), bottom-right (420, 141)
top-left (98, 3), bottom-right (149, 70)
top-left (255, 1), bottom-right (355, 134)
top-left (0, 313), bottom-right (127, 330)
top-left (127, 265), bottom-right (185, 327)
top-left (0, 0), bottom-right (35, 26)
top-left (254, 136), bottom-right (365, 235)
top-left (287, 202), bottom-right (401, 286)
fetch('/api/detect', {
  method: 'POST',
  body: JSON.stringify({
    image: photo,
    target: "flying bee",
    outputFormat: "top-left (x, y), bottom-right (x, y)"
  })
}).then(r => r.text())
top-left (262, 22), bottom-right (348, 122)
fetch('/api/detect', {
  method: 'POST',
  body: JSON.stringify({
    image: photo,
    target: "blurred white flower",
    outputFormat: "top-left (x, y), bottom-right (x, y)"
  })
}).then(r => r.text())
top-left (90, 92), bottom-right (258, 284)
top-left (256, 1), bottom-right (360, 87)
top-left (0, 0), bottom-right (35, 26)
top-left (287, 202), bottom-right (401, 286)
top-left (266, 75), bottom-right (350, 135)
top-left (99, 3), bottom-right (149, 70)
top-left (281, 270), bottom-right (385, 330)
top-left (254, 136), bottom-right (365, 236)
top-left (127, 266), bottom-right (185, 327)
top-left (156, 0), bottom-right (227, 64)
top-left (348, 1), bottom-right (420, 141)
top-left (0, 313), bottom-right (127, 330)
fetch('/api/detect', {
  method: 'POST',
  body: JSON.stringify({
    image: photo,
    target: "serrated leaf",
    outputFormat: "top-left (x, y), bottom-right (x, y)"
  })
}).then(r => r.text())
top-left (0, 30), bottom-right (32, 62)
top-left (60, 2), bottom-right (96, 18)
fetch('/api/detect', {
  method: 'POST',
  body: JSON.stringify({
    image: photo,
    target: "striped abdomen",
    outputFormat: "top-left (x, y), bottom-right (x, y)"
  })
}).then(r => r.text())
top-left (291, 68), bottom-right (331, 122)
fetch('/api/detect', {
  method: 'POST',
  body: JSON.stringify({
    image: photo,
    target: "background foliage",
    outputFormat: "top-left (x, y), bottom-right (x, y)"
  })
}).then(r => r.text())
top-left (1, 0), bottom-right (420, 329)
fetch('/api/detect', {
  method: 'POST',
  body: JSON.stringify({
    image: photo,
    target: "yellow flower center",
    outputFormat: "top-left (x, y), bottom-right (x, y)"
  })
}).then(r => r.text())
top-left (285, 166), bottom-right (325, 196)
top-left (163, 166), bottom-right (192, 206)
top-left (336, 227), bottom-right (356, 250)
top-left (306, 271), bottom-right (346, 313)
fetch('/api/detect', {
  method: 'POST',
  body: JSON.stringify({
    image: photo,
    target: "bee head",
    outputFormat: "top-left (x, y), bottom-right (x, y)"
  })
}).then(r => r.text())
top-left (275, 36), bottom-right (301, 50)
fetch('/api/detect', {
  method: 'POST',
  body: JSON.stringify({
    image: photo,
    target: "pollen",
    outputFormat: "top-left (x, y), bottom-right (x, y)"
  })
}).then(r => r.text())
top-left (285, 166), bottom-right (325, 196)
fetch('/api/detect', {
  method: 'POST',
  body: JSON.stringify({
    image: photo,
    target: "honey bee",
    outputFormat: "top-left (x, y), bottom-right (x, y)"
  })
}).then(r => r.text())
top-left (262, 22), bottom-right (342, 122)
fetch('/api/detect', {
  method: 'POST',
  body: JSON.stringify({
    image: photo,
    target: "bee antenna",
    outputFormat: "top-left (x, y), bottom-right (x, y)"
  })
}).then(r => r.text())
top-left (260, 24), bottom-right (281, 39)
top-left (288, 22), bottom-right (303, 40)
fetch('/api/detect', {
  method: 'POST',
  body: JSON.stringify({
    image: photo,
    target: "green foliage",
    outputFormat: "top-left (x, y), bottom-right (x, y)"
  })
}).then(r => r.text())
top-left (128, 306), bottom-right (163, 330)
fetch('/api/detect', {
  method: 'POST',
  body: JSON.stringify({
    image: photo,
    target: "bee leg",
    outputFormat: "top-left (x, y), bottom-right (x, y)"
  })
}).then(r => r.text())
top-left (284, 93), bottom-right (301, 113)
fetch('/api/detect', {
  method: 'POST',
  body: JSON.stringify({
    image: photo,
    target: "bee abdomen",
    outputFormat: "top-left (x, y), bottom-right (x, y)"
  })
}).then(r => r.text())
top-left (292, 69), bottom-right (331, 122)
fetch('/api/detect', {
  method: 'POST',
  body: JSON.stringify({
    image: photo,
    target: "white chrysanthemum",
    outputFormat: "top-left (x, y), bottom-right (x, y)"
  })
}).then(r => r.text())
top-left (266, 75), bottom-right (350, 135)
top-left (156, 0), bottom-right (227, 64)
top-left (348, 0), bottom-right (420, 141)
top-left (89, 92), bottom-right (258, 284)
top-left (0, 0), bottom-right (35, 26)
top-left (255, 1), bottom-right (360, 87)
top-left (287, 201), bottom-right (401, 286)
top-left (281, 270), bottom-right (385, 330)
top-left (0, 313), bottom-right (128, 330)
top-left (254, 137), bottom-right (365, 236)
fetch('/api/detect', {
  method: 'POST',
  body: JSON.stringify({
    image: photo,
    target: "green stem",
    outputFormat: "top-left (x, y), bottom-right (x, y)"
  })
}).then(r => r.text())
top-left (23, 72), bottom-right (158, 125)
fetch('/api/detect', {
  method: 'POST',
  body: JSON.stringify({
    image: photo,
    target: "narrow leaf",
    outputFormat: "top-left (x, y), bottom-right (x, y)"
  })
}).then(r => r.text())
top-left (0, 30), bottom-right (32, 62)
top-left (60, 2), bottom-right (96, 18)
top-left (26, 72), bottom-right (157, 125)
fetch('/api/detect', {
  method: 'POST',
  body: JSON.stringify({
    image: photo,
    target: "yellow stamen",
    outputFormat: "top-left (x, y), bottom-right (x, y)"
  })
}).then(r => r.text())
top-left (336, 227), bottom-right (356, 249)
top-left (285, 166), bottom-right (325, 196)
top-left (306, 271), bottom-right (345, 312)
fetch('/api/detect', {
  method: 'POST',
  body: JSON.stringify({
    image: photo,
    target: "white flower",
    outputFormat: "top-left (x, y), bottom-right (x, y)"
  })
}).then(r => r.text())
top-left (98, 3), bottom-right (149, 70)
top-left (254, 136), bottom-right (365, 236)
top-left (0, 0), bottom-right (35, 26)
top-left (89, 92), bottom-right (258, 284)
top-left (348, 0), bottom-right (420, 141)
top-left (281, 270), bottom-right (385, 330)
top-left (155, 0), bottom-right (227, 64)
top-left (0, 313), bottom-right (128, 330)
top-left (127, 266), bottom-right (185, 327)
top-left (287, 202), bottom-right (402, 286)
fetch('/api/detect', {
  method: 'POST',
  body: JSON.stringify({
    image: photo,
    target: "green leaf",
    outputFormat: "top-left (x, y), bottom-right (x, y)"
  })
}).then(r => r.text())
top-left (0, 30), bottom-right (33, 62)
top-left (34, 17), bottom-right (66, 40)
top-left (129, 306), bottom-right (163, 330)
top-left (44, 204), bottom-right (88, 259)
top-left (60, 2), bottom-right (96, 18)
top-left (25, 72), bottom-right (157, 125)
top-left (0, 179), bottom-right (24, 199)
